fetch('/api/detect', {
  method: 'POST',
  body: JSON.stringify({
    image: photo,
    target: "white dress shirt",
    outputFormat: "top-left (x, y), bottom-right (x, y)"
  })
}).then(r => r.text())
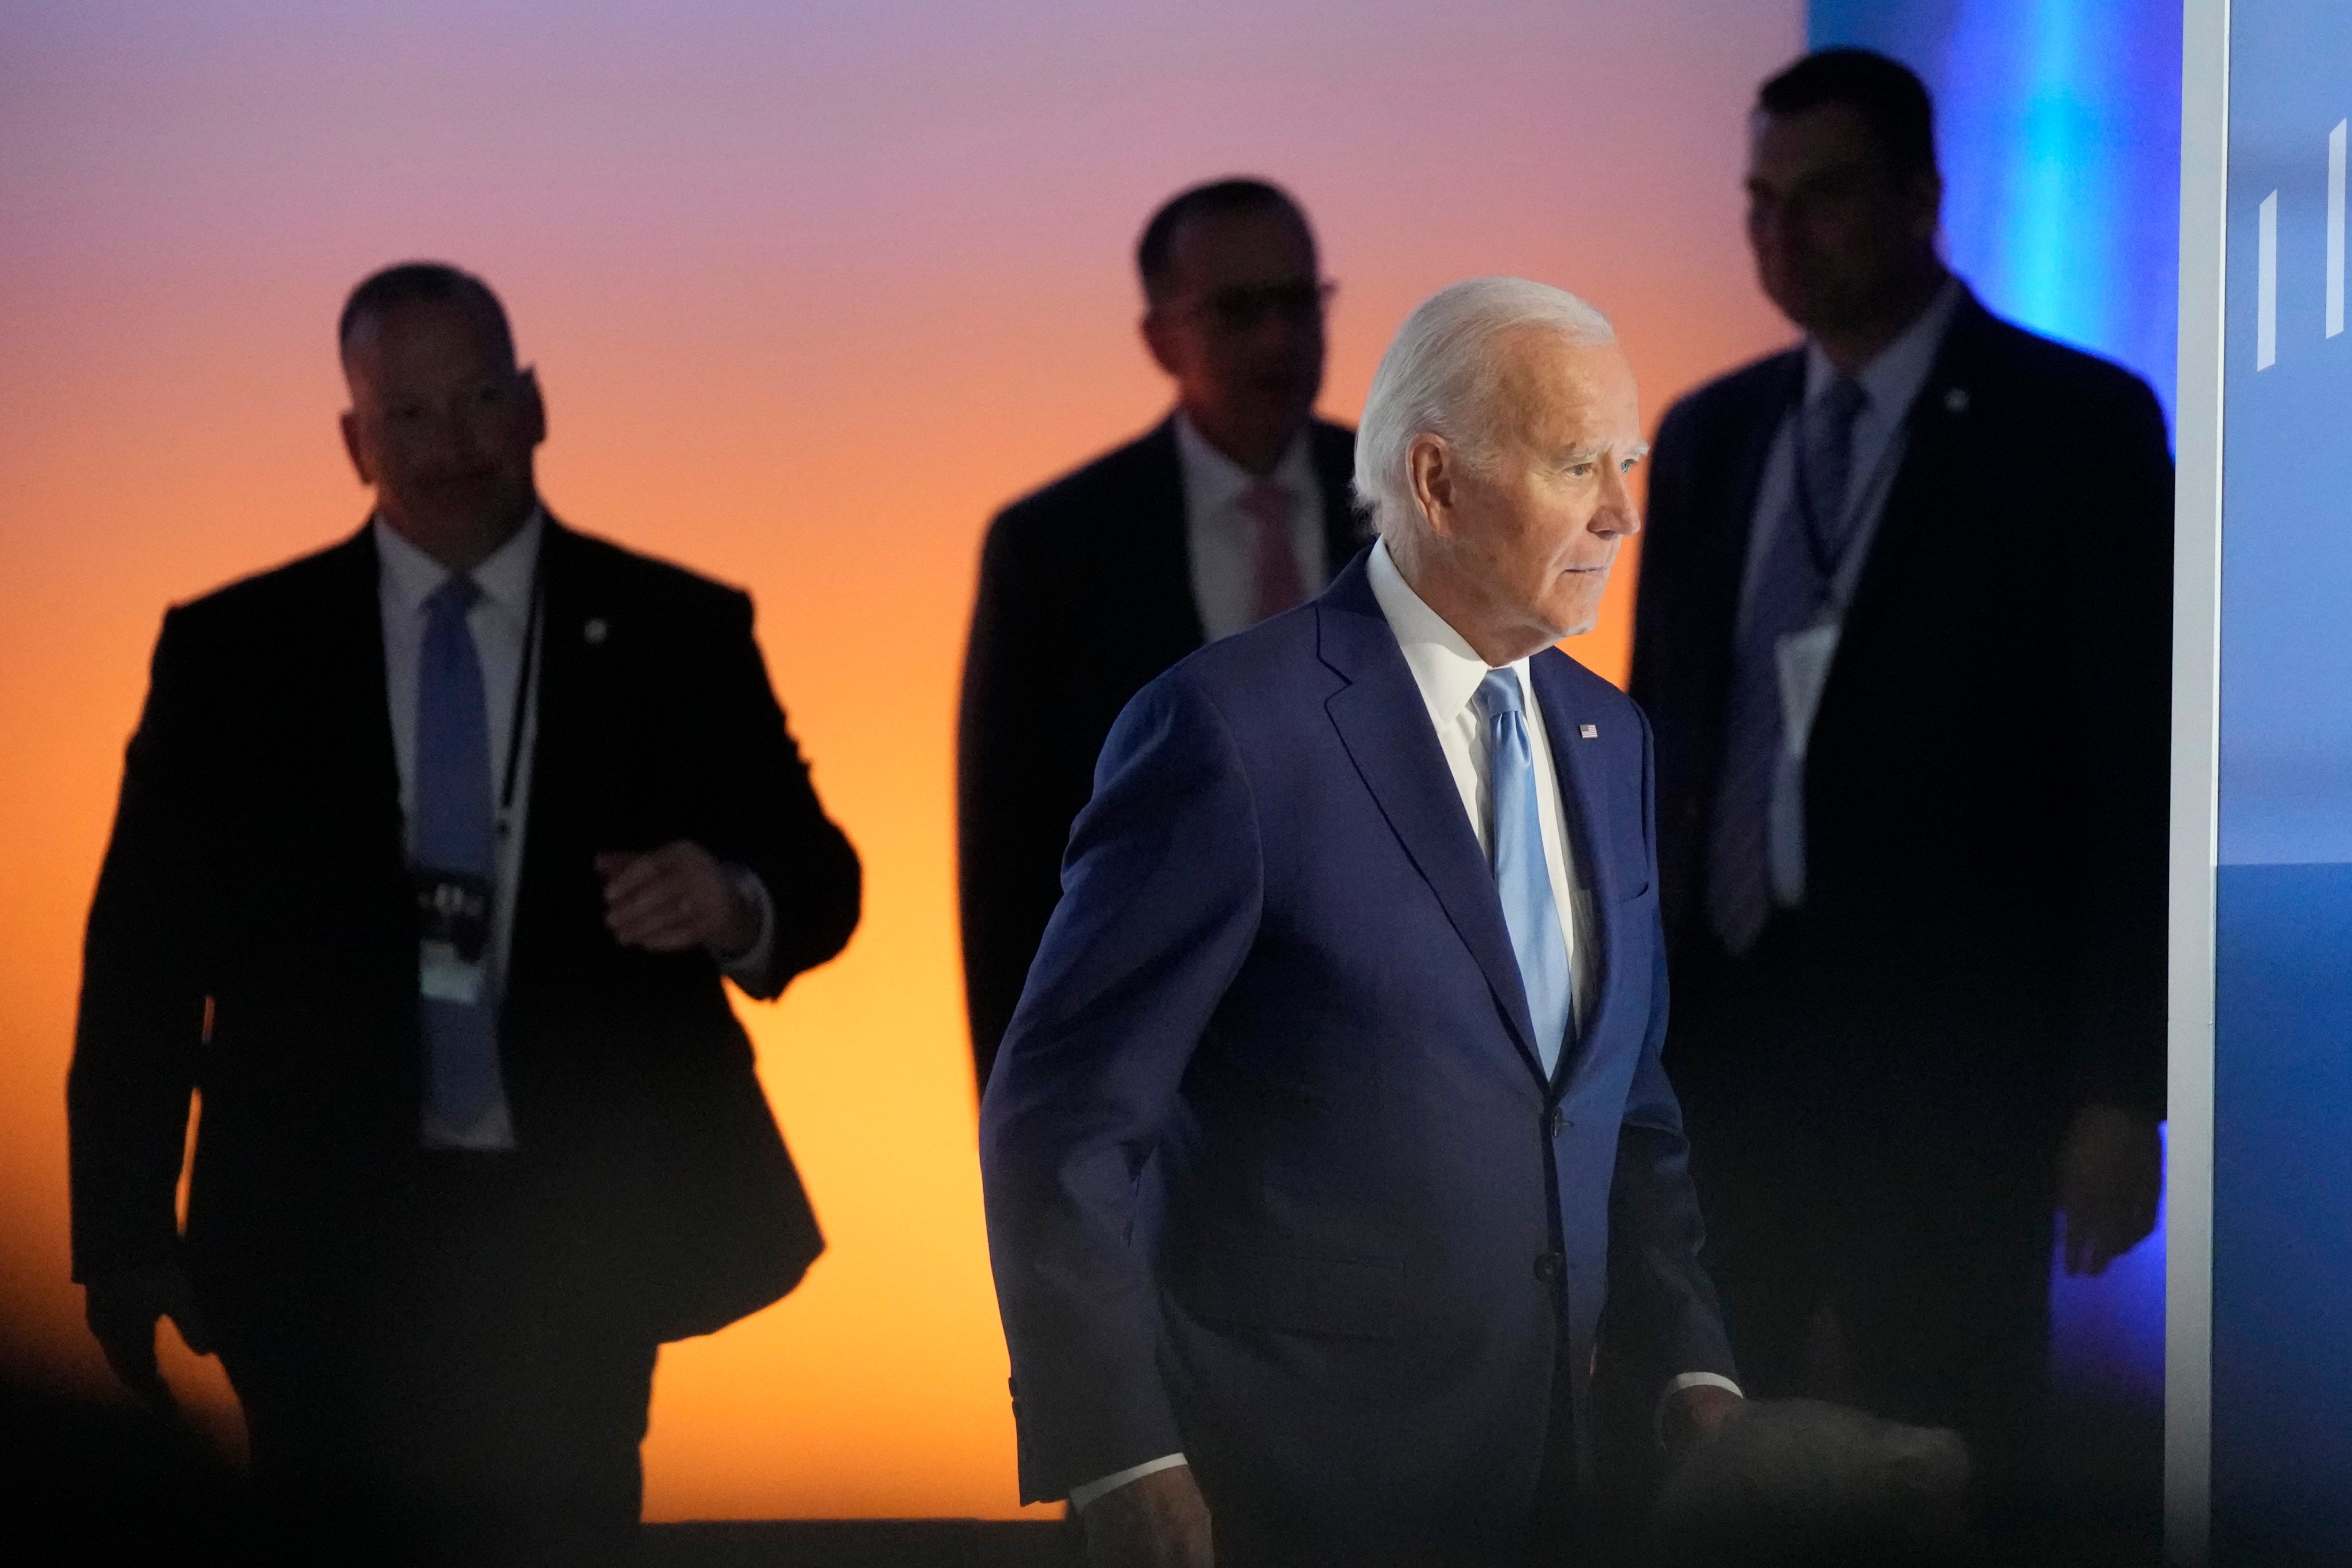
top-left (1071, 538), bottom-right (1731, 1510)
top-left (1737, 277), bottom-right (1963, 908)
top-left (374, 511), bottom-right (774, 1150)
top-left (1366, 539), bottom-right (1592, 1022)
top-left (1173, 412), bottom-right (1326, 642)
top-left (1369, 541), bottom-right (1735, 1434)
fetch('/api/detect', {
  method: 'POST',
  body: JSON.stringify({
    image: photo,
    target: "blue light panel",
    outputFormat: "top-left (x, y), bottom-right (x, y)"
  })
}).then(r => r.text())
top-left (1811, 0), bottom-right (2183, 423)
top-left (1805, 0), bottom-right (2183, 1414)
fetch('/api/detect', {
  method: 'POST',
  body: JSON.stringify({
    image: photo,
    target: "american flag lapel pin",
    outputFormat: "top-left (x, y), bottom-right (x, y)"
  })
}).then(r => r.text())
top-left (1579, 724), bottom-right (1598, 739)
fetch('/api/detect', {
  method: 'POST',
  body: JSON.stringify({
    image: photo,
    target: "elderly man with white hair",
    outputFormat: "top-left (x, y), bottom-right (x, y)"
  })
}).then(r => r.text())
top-left (980, 278), bottom-right (1741, 1567)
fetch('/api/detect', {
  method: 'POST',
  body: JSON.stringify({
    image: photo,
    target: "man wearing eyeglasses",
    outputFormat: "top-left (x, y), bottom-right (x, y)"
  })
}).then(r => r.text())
top-left (957, 178), bottom-right (1366, 1093)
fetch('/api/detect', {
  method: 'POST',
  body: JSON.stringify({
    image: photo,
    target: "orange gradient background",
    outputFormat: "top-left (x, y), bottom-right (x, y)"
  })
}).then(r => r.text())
top-left (0, 1), bottom-right (1801, 1520)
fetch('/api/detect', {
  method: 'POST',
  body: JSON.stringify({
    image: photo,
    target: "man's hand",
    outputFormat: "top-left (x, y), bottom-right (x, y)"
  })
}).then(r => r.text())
top-left (2059, 1102), bottom-right (2163, 1276)
top-left (1661, 1382), bottom-right (1745, 1461)
top-left (594, 841), bottom-right (758, 957)
top-left (1081, 1463), bottom-right (1214, 1568)
top-left (84, 1262), bottom-right (212, 1412)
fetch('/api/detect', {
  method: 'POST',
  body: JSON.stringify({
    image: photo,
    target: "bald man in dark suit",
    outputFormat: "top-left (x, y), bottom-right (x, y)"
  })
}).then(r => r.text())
top-left (71, 263), bottom-right (859, 1566)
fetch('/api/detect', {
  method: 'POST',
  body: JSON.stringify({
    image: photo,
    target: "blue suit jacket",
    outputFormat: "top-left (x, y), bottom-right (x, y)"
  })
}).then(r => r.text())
top-left (980, 551), bottom-right (1732, 1555)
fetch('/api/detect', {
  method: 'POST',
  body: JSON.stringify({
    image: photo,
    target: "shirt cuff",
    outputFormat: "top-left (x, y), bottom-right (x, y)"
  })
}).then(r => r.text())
top-left (714, 863), bottom-right (776, 982)
top-left (1068, 1453), bottom-right (1188, 1512)
top-left (1655, 1371), bottom-right (1744, 1447)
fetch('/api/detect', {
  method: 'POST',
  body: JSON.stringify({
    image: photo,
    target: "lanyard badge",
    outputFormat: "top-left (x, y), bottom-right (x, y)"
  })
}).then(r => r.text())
top-left (414, 867), bottom-right (491, 1005)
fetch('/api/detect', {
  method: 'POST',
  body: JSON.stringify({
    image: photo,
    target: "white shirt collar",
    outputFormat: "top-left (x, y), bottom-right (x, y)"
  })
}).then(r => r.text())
top-left (373, 507), bottom-right (547, 622)
top-left (1365, 536), bottom-right (1524, 731)
top-left (1803, 274), bottom-right (1964, 416)
top-left (1172, 410), bottom-right (1316, 518)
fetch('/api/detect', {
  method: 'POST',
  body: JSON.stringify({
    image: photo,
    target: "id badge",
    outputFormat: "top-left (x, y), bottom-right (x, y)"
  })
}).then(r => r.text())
top-left (1774, 622), bottom-right (1844, 758)
top-left (419, 939), bottom-right (486, 1006)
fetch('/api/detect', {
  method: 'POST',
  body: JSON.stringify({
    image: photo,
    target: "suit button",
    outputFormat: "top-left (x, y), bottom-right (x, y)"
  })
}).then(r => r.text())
top-left (1546, 1106), bottom-right (1567, 1138)
top-left (1534, 1250), bottom-right (1565, 1283)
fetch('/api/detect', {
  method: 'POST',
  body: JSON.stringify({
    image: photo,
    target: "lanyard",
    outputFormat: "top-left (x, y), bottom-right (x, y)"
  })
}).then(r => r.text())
top-left (1784, 388), bottom-right (1907, 615)
top-left (496, 567), bottom-right (543, 820)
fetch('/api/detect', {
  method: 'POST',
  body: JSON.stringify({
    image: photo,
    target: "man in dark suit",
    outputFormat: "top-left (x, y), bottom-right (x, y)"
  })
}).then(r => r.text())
top-left (1629, 49), bottom-right (2168, 1508)
top-left (68, 262), bottom-right (860, 1565)
top-left (982, 278), bottom-right (1741, 1568)
top-left (958, 178), bottom-right (1364, 1091)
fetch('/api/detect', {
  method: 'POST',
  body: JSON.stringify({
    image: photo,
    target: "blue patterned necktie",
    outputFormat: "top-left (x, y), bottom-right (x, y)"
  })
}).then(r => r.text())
top-left (415, 573), bottom-right (501, 1128)
top-left (1478, 669), bottom-right (1572, 1077)
top-left (1706, 376), bottom-right (1867, 958)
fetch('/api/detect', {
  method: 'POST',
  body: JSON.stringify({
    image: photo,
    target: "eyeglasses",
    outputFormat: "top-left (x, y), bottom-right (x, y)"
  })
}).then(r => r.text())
top-left (1183, 279), bottom-right (1338, 334)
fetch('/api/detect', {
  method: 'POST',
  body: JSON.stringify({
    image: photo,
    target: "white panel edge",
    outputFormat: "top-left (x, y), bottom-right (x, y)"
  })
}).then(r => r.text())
top-left (2167, 0), bottom-right (2229, 1562)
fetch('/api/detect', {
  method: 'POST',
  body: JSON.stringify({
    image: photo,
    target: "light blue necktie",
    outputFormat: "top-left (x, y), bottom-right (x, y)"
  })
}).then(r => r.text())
top-left (415, 573), bottom-right (501, 1128)
top-left (1477, 669), bottom-right (1572, 1077)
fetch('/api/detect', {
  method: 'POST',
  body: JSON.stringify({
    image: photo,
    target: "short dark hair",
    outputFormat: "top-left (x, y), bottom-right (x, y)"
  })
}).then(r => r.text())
top-left (1136, 178), bottom-right (1312, 301)
top-left (1758, 48), bottom-right (1938, 176)
top-left (337, 261), bottom-right (516, 364)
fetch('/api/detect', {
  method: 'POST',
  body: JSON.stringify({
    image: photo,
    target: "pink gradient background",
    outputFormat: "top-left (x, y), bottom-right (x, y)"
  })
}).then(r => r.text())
top-left (0, 0), bottom-right (1801, 1519)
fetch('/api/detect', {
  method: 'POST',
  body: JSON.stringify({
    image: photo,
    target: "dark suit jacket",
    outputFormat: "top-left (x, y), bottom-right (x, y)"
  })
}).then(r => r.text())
top-left (980, 554), bottom-right (1733, 1563)
top-left (957, 415), bottom-right (1363, 1089)
top-left (68, 517), bottom-right (861, 1342)
top-left (1631, 291), bottom-right (2171, 1133)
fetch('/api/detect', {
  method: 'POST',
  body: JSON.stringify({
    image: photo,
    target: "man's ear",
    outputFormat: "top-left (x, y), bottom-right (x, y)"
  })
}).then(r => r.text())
top-left (1140, 306), bottom-right (1183, 380)
top-left (519, 366), bottom-right (548, 447)
top-left (1905, 166), bottom-right (1945, 245)
top-left (1406, 433), bottom-right (1459, 542)
top-left (339, 409), bottom-right (374, 486)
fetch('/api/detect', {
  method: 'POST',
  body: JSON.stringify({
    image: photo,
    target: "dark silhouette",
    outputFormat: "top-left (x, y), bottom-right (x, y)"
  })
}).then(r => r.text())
top-left (69, 262), bottom-right (860, 1566)
top-left (1629, 49), bottom-right (2169, 1520)
top-left (957, 179), bottom-right (1364, 1092)
top-left (0, 1376), bottom-right (254, 1561)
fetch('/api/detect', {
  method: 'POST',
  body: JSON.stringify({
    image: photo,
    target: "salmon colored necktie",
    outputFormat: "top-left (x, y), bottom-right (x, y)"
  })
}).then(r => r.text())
top-left (1242, 478), bottom-right (1305, 622)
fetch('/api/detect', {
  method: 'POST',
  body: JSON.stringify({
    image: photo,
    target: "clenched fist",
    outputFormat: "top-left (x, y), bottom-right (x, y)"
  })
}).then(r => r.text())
top-left (594, 840), bottom-right (759, 958)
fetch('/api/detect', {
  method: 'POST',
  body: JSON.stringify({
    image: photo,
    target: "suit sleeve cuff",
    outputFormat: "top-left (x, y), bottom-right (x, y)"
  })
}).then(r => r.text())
top-left (1068, 1453), bottom-right (1188, 1512)
top-left (715, 863), bottom-right (777, 983)
top-left (1655, 1371), bottom-right (1744, 1447)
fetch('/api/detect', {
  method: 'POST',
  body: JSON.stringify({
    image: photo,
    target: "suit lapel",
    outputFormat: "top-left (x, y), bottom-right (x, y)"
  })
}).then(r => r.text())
top-left (1839, 293), bottom-right (1990, 643)
top-left (1133, 419), bottom-right (1208, 648)
top-left (1315, 562), bottom-right (1548, 1085)
top-left (1654, 352), bottom-right (1805, 897)
top-left (527, 515), bottom-right (586, 791)
top-left (320, 526), bottom-right (407, 875)
top-left (1702, 354), bottom-right (1805, 651)
top-left (1656, 355), bottom-right (1803, 834)
top-left (1528, 653), bottom-right (1628, 1088)
top-left (311, 527), bottom-right (419, 1089)
top-left (504, 516), bottom-right (598, 1011)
